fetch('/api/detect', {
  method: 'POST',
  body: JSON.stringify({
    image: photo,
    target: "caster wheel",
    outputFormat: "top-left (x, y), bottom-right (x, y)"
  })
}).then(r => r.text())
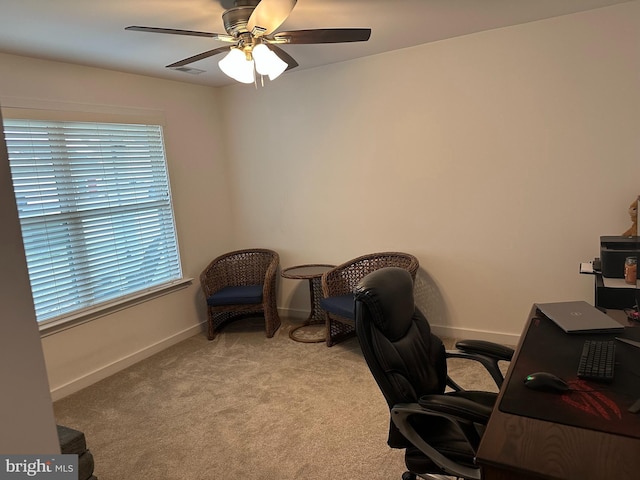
top-left (402, 472), bottom-right (417, 480)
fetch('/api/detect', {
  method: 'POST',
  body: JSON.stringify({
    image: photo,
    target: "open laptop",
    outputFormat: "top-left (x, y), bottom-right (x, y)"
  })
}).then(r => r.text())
top-left (535, 300), bottom-right (624, 334)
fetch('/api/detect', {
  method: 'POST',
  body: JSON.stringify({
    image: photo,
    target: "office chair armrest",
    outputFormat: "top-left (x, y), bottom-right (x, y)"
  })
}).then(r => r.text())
top-left (418, 394), bottom-right (493, 424)
top-left (454, 339), bottom-right (514, 361)
top-left (446, 340), bottom-right (514, 389)
top-left (391, 402), bottom-right (484, 480)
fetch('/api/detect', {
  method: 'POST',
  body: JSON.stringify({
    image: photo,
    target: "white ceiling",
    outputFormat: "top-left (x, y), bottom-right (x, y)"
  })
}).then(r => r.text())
top-left (0, 0), bottom-right (632, 87)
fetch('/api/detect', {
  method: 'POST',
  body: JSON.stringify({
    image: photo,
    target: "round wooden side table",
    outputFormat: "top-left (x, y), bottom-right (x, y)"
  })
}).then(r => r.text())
top-left (281, 264), bottom-right (334, 343)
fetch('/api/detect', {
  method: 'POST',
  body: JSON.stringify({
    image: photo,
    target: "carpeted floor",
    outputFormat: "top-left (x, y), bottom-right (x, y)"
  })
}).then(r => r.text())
top-left (53, 317), bottom-right (505, 479)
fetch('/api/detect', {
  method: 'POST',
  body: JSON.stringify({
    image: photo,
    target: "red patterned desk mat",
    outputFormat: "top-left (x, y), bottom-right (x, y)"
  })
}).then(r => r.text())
top-left (498, 315), bottom-right (640, 439)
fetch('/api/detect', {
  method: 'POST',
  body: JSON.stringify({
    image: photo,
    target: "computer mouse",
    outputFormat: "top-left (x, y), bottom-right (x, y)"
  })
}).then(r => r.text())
top-left (523, 372), bottom-right (569, 393)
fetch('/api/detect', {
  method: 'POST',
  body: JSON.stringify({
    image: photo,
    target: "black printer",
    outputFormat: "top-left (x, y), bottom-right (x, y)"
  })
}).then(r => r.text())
top-left (600, 236), bottom-right (640, 278)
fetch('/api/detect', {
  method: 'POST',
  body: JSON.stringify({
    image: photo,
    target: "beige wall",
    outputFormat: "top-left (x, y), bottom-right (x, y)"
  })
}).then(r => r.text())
top-left (0, 109), bottom-right (60, 453)
top-left (0, 1), bottom-right (638, 400)
top-left (0, 54), bottom-right (233, 399)
top-left (221, 2), bottom-right (640, 343)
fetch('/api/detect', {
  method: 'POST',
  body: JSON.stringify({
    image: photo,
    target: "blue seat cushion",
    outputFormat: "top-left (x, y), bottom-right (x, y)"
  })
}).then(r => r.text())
top-left (207, 285), bottom-right (263, 306)
top-left (320, 294), bottom-right (355, 319)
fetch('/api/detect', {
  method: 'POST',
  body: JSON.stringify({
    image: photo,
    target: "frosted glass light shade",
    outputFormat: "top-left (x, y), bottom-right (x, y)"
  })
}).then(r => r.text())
top-left (219, 48), bottom-right (255, 84)
top-left (252, 43), bottom-right (288, 80)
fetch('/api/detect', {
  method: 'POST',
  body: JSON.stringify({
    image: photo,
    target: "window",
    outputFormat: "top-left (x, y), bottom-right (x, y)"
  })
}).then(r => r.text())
top-left (4, 118), bottom-right (183, 326)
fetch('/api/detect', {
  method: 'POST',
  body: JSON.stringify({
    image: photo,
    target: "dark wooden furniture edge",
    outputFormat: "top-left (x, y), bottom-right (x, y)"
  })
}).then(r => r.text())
top-left (476, 305), bottom-right (640, 480)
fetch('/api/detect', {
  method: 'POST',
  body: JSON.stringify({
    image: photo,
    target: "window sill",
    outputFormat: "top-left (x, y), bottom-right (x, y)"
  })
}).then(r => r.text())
top-left (39, 278), bottom-right (193, 337)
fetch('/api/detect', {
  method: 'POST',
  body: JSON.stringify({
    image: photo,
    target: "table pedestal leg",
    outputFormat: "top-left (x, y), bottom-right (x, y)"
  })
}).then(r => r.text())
top-left (289, 277), bottom-right (327, 343)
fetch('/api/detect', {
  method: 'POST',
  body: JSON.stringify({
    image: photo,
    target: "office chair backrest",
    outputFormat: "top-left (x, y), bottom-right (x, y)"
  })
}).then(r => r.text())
top-left (355, 267), bottom-right (447, 448)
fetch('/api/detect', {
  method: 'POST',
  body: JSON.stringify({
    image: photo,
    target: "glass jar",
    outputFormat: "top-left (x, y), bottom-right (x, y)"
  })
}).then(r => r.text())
top-left (624, 256), bottom-right (637, 284)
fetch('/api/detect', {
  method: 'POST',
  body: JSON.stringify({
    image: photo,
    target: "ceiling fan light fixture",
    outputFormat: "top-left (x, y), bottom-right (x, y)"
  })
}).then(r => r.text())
top-left (127, 1), bottom-right (372, 85)
top-left (218, 48), bottom-right (255, 84)
top-left (252, 43), bottom-right (288, 80)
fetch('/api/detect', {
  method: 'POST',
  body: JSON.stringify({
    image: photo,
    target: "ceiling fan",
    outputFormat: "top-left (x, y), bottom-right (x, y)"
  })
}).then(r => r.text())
top-left (125, 0), bottom-right (372, 84)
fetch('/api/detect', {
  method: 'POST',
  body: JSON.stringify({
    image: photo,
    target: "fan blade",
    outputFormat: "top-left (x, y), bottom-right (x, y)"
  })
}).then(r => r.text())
top-left (247, 0), bottom-right (296, 36)
top-left (271, 28), bottom-right (371, 44)
top-left (267, 45), bottom-right (298, 71)
top-left (166, 46), bottom-right (232, 68)
top-left (125, 25), bottom-right (234, 42)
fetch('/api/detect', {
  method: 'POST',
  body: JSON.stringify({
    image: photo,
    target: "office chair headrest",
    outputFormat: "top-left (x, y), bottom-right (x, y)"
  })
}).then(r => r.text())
top-left (355, 267), bottom-right (415, 341)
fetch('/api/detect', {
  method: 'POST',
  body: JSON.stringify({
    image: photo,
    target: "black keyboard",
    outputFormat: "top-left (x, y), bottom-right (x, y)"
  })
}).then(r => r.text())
top-left (577, 340), bottom-right (615, 383)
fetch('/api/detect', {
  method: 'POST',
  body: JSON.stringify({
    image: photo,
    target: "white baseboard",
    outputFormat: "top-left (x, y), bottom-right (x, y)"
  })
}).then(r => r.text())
top-left (278, 307), bottom-right (309, 321)
top-left (431, 324), bottom-right (520, 347)
top-left (49, 316), bottom-right (518, 401)
top-left (280, 307), bottom-right (519, 347)
top-left (50, 322), bottom-right (205, 401)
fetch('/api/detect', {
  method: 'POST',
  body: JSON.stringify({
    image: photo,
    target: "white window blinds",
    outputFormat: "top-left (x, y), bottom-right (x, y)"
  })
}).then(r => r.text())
top-left (4, 119), bottom-right (183, 323)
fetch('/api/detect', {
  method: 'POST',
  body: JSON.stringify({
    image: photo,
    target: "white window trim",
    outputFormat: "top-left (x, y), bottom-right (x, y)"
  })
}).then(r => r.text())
top-left (39, 277), bottom-right (193, 337)
top-left (2, 101), bottom-right (190, 336)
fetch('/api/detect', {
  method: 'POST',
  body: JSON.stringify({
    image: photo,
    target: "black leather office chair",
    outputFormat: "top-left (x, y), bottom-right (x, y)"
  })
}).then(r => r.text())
top-left (354, 267), bottom-right (514, 480)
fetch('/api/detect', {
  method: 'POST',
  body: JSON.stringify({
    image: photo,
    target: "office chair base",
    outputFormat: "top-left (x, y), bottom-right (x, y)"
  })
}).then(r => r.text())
top-left (404, 473), bottom-right (447, 480)
top-left (405, 473), bottom-right (460, 480)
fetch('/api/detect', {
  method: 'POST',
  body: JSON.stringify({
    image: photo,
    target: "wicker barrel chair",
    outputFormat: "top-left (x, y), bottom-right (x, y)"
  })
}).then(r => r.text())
top-left (320, 252), bottom-right (419, 347)
top-left (200, 248), bottom-right (281, 340)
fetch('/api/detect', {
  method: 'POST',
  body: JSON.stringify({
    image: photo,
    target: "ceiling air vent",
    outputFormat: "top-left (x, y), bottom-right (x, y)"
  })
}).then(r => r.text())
top-left (171, 67), bottom-right (206, 75)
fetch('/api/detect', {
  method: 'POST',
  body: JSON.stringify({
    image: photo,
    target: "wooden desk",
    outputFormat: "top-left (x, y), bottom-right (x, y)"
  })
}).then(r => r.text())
top-left (476, 306), bottom-right (640, 480)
